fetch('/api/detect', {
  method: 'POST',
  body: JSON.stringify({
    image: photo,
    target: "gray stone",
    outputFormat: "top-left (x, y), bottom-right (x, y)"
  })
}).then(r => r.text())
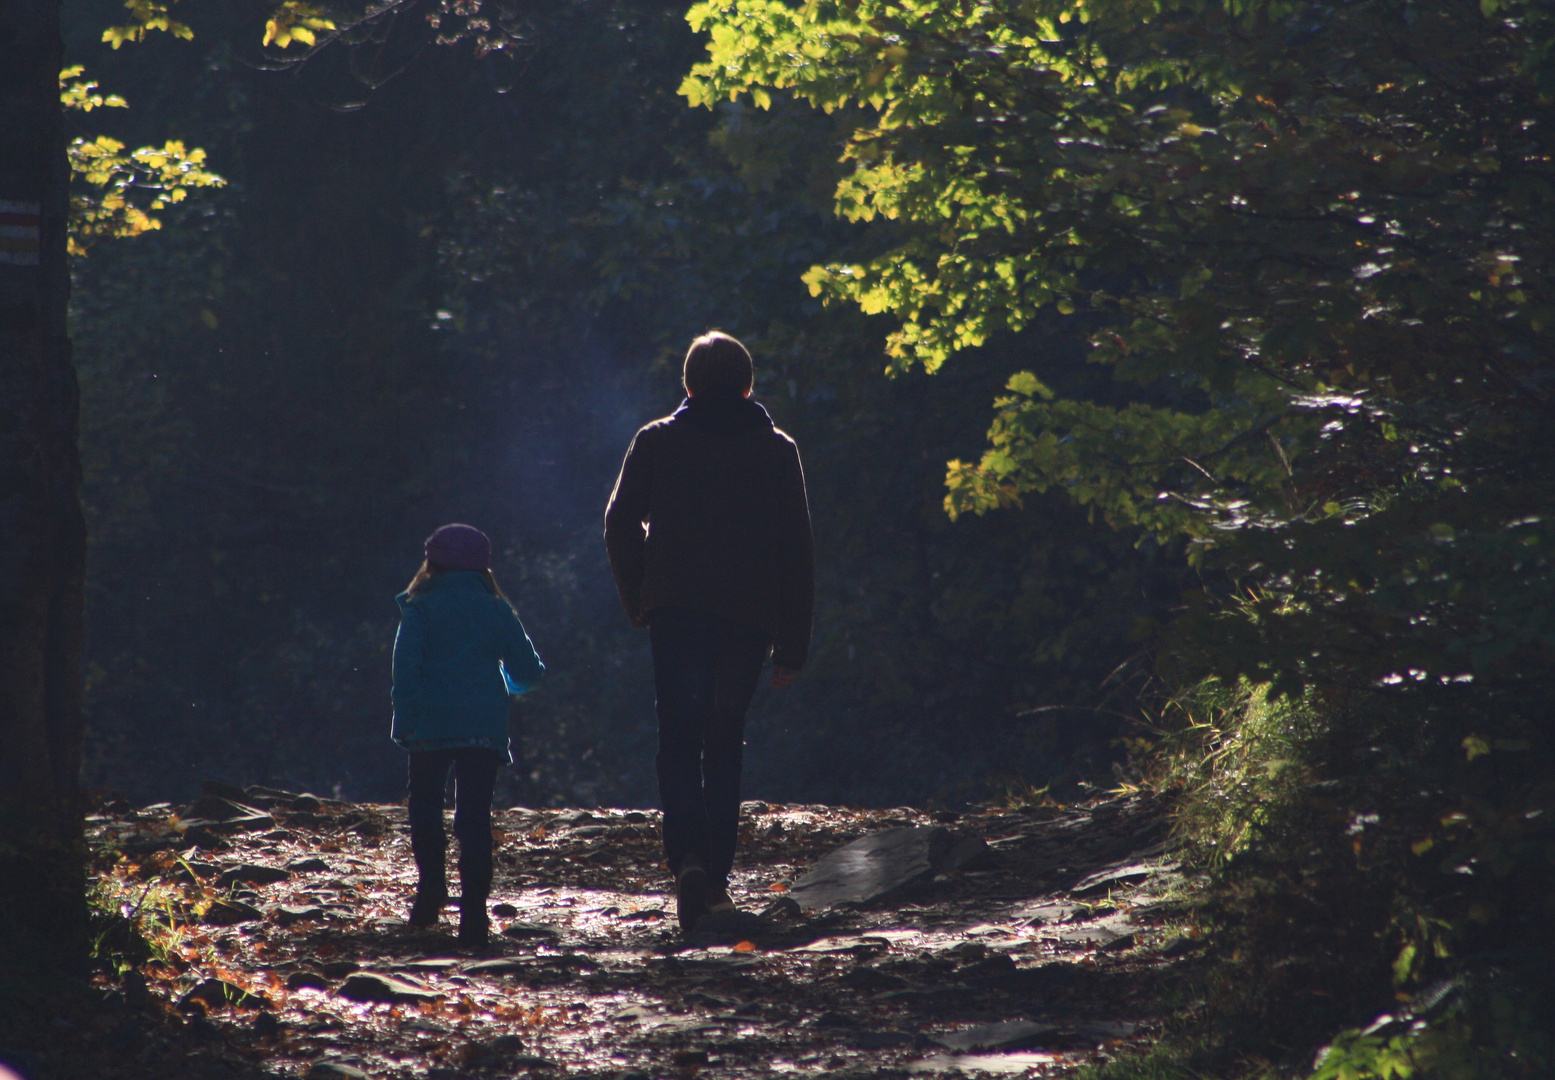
top-left (171, 860), bottom-right (219, 885)
top-left (178, 796), bottom-right (275, 834)
top-left (1074, 1020), bottom-right (1138, 1041)
top-left (286, 856), bottom-right (329, 873)
top-left (269, 904), bottom-right (326, 926)
top-left (941, 834), bottom-right (995, 873)
top-left (617, 907), bottom-right (664, 922)
top-left (402, 1016), bottom-right (449, 1033)
top-left (932, 1020), bottom-right (1058, 1053)
top-left (1035, 917), bottom-right (1131, 947)
top-left (1070, 859), bottom-right (1169, 895)
top-left (180, 794), bottom-right (267, 823)
top-left (500, 921), bottom-right (559, 939)
top-left (337, 971), bottom-right (441, 1004)
top-left (790, 826), bottom-right (988, 911)
top-left (286, 970), bottom-right (329, 991)
top-left (202, 899), bottom-right (263, 926)
top-left (396, 958), bottom-right (463, 972)
top-left (760, 895), bottom-right (802, 919)
top-left (306, 1062), bottom-right (371, 1080)
top-left (463, 958), bottom-right (532, 977)
top-left (218, 863), bottom-right (291, 887)
top-left (1014, 901), bottom-right (1080, 926)
top-left (200, 779), bottom-right (248, 802)
top-left (241, 785), bottom-right (302, 807)
top-left (909, 1051), bottom-right (1058, 1073)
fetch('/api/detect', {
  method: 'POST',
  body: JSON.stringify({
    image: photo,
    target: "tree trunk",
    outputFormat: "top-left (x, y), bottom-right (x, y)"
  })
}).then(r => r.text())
top-left (0, 0), bottom-right (88, 971)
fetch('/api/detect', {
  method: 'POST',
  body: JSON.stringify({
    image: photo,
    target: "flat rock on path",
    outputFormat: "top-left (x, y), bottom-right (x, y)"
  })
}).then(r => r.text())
top-left (218, 863), bottom-right (291, 887)
top-left (306, 1063), bottom-right (371, 1080)
top-left (269, 903), bottom-right (326, 926)
top-left (790, 825), bottom-right (990, 911)
top-left (177, 795), bottom-right (275, 834)
top-left (933, 1020), bottom-right (1058, 1052)
top-left (1071, 857), bottom-right (1173, 895)
top-left (202, 898), bottom-right (263, 926)
top-left (335, 972), bottom-right (441, 1004)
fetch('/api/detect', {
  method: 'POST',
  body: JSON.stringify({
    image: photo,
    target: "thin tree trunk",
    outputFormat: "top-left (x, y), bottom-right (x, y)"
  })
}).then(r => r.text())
top-left (0, 0), bottom-right (88, 970)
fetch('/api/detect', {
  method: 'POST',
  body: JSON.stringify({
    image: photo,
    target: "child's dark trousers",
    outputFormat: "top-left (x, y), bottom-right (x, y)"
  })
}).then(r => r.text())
top-left (406, 747), bottom-right (503, 907)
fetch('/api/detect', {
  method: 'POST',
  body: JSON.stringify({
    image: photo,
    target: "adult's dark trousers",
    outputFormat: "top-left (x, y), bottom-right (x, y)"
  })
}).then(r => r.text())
top-left (406, 747), bottom-right (502, 904)
top-left (650, 608), bottom-right (768, 889)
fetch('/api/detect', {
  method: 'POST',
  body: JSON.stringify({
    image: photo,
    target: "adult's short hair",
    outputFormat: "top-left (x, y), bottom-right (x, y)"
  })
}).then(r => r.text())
top-left (683, 331), bottom-right (753, 396)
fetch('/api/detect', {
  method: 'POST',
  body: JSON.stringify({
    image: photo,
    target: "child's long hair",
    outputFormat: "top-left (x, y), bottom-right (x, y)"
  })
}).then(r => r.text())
top-left (406, 559), bottom-right (512, 606)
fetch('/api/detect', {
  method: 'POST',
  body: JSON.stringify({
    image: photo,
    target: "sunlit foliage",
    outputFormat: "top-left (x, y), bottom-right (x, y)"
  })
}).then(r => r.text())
top-left (262, 2), bottom-right (337, 49)
top-left (62, 68), bottom-right (225, 256)
top-left (686, 0), bottom-right (1555, 1070)
top-left (683, 0), bottom-right (1555, 697)
top-left (101, 0), bottom-right (194, 48)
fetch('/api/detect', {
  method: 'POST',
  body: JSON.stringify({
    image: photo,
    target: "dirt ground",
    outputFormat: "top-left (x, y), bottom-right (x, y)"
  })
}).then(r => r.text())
top-left (2, 790), bottom-right (1196, 1080)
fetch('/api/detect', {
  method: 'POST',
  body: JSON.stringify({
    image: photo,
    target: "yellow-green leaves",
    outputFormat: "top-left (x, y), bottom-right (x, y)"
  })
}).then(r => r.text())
top-left (60, 67), bottom-right (129, 112)
top-left (69, 137), bottom-right (225, 254)
top-left (102, 0), bottom-right (193, 48)
top-left (683, 0), bottom-right (1555, 703)
top-left (1005, 371), bottom-right (1054, 399)
top-left (63, 71), bottom-right (225, 256)
top-left (263, 2), bottom-right (336, 49)
top-left (942, 388), bottom-right (1282, 546)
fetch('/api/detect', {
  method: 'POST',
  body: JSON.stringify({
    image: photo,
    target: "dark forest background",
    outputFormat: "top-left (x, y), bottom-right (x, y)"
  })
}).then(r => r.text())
top-left (64, 0), bottom-right (1172, 808)
top-left (37, 0), bottom-right (1555, 1070)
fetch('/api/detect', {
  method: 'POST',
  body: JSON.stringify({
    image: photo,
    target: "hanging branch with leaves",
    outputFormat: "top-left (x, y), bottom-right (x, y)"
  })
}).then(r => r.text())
top-left (61, 67), bottom-right (225, 256)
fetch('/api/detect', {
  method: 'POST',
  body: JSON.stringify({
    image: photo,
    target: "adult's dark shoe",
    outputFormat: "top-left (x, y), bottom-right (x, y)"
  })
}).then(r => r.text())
top-left (408, 885), bottom-right (447, 928)
top-left (705, 886), bottom-right (736, 914)
top-left (458, 905), bottom-right (490, 947)
top-left (676, 863), bottom-right (709, 933)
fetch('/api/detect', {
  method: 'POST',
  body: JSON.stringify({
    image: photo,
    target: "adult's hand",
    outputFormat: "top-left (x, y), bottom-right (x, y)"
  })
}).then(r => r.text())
top-left (771, 666), bottom-right (799, 691)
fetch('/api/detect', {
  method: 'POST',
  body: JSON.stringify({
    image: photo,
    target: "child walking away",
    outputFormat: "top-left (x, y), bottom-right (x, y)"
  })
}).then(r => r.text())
top-left (391, 524), bottom-right (544, 946)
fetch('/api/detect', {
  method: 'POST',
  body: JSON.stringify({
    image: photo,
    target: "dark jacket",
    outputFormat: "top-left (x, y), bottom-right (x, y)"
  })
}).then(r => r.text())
top-left (604, 392), bottom-right (814, 669)
top-left (391, 571), bottom-right (545, 758)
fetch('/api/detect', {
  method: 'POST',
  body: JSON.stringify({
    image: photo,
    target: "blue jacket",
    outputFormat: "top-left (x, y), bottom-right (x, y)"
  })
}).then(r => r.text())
top-left (390, 571), bottom-right (544, 759)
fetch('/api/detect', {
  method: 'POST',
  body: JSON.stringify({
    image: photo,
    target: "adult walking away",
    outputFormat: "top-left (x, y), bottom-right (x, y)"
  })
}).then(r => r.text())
top-left (605, 332), bottom-right (814, 932)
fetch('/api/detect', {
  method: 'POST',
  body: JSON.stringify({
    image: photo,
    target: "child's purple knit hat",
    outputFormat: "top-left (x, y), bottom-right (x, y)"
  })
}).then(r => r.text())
top-left (425, 523), bottom-right (491, 571)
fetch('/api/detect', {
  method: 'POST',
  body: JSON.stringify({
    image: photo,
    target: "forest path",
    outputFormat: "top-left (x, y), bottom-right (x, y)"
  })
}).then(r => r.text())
top-left (64, 791), bottom-right (1191, 1080)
